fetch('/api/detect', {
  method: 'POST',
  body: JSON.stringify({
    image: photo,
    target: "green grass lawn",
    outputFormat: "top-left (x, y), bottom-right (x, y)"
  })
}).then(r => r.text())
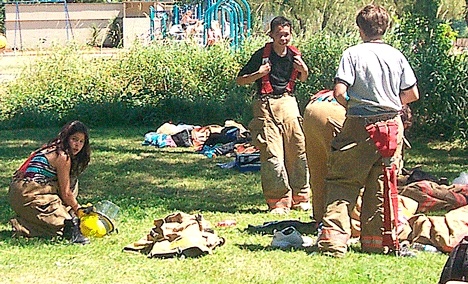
top-left (0, 126), bottom-right (466, 284)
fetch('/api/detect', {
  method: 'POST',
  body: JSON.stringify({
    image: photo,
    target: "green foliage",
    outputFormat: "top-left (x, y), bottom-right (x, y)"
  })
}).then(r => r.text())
top-left (1, 12), bottom-right (467, 140)
top-left (0, 4), bottom-right (4, 34)
top-left (0, 33), bottom-right (352, 129)
top-left (0, 41), bottom-right (251, 128)
top-left (451, 18), bottom-right (468, 37)
top-left (394, 15), bottom-right (468, 139)
top-left (295, 33), bottom-right (358, 107)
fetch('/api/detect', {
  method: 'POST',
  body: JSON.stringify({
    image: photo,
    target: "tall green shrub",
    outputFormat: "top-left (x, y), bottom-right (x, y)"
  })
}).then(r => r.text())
top-left (394, 15), bottom-right (468, 139)
top-left (1, 27), bottom-right (466, 140)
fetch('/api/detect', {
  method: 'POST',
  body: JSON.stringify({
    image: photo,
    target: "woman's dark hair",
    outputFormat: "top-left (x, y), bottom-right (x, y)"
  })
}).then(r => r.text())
top-left (46, 120), bottom-right (91, 177)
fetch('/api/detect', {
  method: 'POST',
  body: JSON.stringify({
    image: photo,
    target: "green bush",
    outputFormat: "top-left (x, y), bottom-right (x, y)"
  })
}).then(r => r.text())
top-left (0, 35), bottom-right (348, 129)
top-left (394, 17), bottom-right (468, 139)
top-left (0, 42), bottom-right (251, 128)
top-left (1, 26), bottom-right (466, 140)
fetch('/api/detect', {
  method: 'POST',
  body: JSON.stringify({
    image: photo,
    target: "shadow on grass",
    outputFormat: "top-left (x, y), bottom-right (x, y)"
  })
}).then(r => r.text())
top-left (0, 126), bottom-right (266, 222)
top-left (236, 243), bottom-right (320, 254)
top-left (0, 229), bottom-right (71, 247)
top-left (0, 229), bottom-right (13, 240)
top-left (236, 243), bottom-right (269, 251)
top-left (405, 139), bottom-right (467, 179)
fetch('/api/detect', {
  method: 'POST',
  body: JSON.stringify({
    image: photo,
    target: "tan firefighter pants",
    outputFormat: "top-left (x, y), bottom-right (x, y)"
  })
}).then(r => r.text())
top-left (303, 99), bottom-right (346, 222)
top-left (8, 177), bottom-right (77, 238)
top-left (248, 94), bottom-right (310, 210)
top-left (317, 115), bottom-right (404, 257)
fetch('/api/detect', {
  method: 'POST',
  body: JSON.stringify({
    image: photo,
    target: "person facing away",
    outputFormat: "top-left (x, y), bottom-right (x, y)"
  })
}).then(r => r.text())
top-left (316, 4), bottom-right (420, 257)
top-left (8, 120), bottom-right (92, 244)
top-left (181, 10), bottom-right (197, 26)
top-left (236, 16), bottom-right (311, 215)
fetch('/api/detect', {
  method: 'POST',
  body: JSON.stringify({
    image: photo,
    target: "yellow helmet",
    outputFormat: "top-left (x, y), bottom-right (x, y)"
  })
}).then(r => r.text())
top-left (80, 212), bottom-right (115, 238)
top-left (0, 35), bottom-right (6, 49)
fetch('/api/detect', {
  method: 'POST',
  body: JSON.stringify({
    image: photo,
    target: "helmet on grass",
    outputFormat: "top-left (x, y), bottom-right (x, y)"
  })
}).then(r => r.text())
top-left (80, 212), bottom-right (115, 238)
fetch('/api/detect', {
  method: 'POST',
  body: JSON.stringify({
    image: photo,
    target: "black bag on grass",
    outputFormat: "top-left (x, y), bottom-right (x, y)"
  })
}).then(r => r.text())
top-left (439, 235), bottom-right (468, 284)
top-left (171, 129), bottom-right (192, 147)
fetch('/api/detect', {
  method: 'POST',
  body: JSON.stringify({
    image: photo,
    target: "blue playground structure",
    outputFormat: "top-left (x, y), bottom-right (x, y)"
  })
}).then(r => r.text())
top-left (149, 0), bottom-right (251, 48)
top-left (149, 6), bottom-right (169, 40)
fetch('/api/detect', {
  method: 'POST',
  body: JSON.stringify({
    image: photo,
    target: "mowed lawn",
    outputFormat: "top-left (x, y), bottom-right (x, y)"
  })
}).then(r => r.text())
top-left (0, 126), bottom-right (465, 284)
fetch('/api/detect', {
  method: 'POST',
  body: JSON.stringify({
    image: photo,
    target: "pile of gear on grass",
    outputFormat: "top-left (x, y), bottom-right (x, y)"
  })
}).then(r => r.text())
top-left (123, 212), bottom-right (225, 259)
top-left (246, 169), bottom-right (468, 246)
top-left (142, 120), bottom-right (261, 172)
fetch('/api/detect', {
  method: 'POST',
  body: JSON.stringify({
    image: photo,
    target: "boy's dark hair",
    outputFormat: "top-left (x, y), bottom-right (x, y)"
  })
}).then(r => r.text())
top-left (269, 16), bottom-right (292, 33)
top-left (356, 5), bottom-right (389, 38)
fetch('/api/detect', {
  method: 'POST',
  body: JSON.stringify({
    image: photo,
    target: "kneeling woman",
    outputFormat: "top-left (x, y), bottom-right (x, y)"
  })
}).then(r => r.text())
top-left (9, 120), bottom-right (91, 244)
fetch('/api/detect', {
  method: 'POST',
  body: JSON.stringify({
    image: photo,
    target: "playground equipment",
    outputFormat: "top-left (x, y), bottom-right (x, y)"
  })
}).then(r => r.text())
top-left (204, 0), bottom-right (251, 48)
top-left (149, 6), bottom-right (169, 40)
top-left (1, 0), bottom-right (74, 51)
top-left (149, 0), bottom-right (251, 48)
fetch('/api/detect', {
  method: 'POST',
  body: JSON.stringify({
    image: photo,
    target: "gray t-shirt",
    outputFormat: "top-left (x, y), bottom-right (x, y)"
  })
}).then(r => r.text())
top-left (335, 42), bottom-right (417, 117)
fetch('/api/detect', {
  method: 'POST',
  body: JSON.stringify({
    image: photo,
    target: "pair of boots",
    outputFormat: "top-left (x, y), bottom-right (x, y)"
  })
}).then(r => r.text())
top-left (63, 217), bottom-right (90, 245)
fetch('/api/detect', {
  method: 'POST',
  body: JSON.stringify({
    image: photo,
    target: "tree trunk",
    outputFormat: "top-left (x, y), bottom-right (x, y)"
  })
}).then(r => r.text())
top-left (294, 14), bottom-right (306, 34)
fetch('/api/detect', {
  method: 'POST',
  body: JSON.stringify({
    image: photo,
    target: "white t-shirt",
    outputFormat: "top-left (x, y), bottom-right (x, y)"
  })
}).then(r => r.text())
top-left (335, 42), bottom-right (417, 117)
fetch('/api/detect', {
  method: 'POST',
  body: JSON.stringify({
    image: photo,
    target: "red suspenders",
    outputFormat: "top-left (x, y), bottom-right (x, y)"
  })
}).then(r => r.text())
top-left (260, 42), bottom-right (301, 95)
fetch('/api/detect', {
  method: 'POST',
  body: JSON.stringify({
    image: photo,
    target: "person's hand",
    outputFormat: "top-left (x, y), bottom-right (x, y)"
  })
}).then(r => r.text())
top-left (258, 61), bottom-right (271, 76)
top-left (77, 203), bottom-right (94, 218)
top-left (293, 55), bottom-right (308, 74)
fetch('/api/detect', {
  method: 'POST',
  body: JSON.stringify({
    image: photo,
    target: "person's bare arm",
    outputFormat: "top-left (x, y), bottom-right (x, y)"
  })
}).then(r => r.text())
top-left (53, 152), bottom-right (80, 214)
top-left (236, 62), bottom-right (271, 86)
top-left (293, 55), bottom-right (309, 82)
top-left (333, 82), bottom-right (349, 108)
top-left (400, 84), bottom-right (419, 105)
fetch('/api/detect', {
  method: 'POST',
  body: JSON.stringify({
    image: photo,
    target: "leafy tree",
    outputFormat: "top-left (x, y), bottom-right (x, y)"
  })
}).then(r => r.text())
top-left (395, 0), bottom-right (468, 138)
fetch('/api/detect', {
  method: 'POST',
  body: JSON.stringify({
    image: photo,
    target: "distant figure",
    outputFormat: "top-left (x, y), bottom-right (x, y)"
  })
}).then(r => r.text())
top-left (207, 20), bottom-right (222, 46)
top-left (181, 10), bottom-right (198, 26)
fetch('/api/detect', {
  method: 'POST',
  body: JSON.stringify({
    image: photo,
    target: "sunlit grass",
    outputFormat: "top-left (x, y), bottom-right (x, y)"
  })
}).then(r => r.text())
top-left (0, 126), bottom-right (465, 283)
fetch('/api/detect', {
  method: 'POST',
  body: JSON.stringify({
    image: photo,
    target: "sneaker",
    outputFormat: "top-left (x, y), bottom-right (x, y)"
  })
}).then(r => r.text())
top-left (271, 226), bottom-right (313, 249)
top-left (292, 202), bottom-right (312, 211)
top-left (398, 240), bottom-right (417, 257)
top-left (270, 207), bottom-right (290, 215)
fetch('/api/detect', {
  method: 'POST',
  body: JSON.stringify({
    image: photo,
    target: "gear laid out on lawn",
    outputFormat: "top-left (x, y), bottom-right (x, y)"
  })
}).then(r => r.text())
top-left (123, 212), bottom-right (225, 259)
top-left (246, 219), bottom-right (317, 235)
top-left (271, 226), bottom-right (313, 249)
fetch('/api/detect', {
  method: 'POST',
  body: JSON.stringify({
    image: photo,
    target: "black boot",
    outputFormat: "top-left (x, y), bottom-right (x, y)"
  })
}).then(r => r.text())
top-left (63, 217), bottom-right (90, 245)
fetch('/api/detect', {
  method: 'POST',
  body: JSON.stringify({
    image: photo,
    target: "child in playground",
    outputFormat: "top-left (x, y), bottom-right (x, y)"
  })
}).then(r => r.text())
top-left (236, 16), bottom-right (311, 214)
top-left (316, 4), bottom-right (419, 257)
top-left (181, 10), bottom-right (198, 26)
top-left (8, 120), bottom-right (92, 245)
top-left (207, 20), bottom-right (222, 46)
